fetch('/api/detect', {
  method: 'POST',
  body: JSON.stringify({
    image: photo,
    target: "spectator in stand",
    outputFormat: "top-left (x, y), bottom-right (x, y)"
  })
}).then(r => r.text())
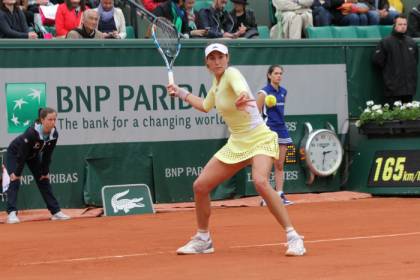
top-left (229, 0), bottom-right (258, 38)
top-left (408, 3), bottom-right (420, 37)
top-left (324, 0), bottom-right (368, 26)
top-left (312, 0), bottom-right (332, 26)
top-left (18, 0), bottom-right (34, 26)
top-left (363, 0), bottom-right (399, 25)
top-left (19, 0), bottom-right (58, 26)
top-left (153, 0), bottom-right (189, 35)
top-left (0, 0), bottom-right (38, 38)
top-left (373, 16), bottom-right (418, 104)
top-left (142, 0), bottom-right (166, 12)
top-left (184, 0), bottom-right (208, 37)
top-left (198, 0), bottom-right (240, 39)
top-left (96, 0), bottom-right (126, 39)
top-left (388, 0), bottom-right (403, 14)
top-left (55, 0), bottom-right (87, 38)
top-left (271, 0), bottom-right (313, 39)
top-left (66, 8), bottom-right (104, 38)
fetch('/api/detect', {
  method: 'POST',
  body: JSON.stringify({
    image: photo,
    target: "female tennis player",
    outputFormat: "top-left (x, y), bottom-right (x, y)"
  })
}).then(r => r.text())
top-left (4, 107), bottom-right (70, 224)
top-left (257, 65), bottom-right (293, 206)
top-left (167, 43), bottom-right (306, 256)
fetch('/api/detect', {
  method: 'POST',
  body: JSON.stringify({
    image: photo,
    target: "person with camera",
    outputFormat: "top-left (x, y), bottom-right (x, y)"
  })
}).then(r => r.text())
top-left (96, 0), bottom-right (126, 39)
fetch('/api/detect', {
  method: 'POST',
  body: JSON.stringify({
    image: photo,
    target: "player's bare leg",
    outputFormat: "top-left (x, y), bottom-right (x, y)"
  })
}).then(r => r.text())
top-left (194, 157), bottom-right (248, 230)
top-left (252, 154), bottom-right (305, 256)
top-left (252, 155), bottom-right (291, 226)
top-left (176, 157), bottom-right (248, 254)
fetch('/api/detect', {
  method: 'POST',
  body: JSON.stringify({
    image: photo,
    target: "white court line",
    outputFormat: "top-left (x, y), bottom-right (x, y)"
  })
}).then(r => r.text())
top-left (21, 231), bottom-right (420, 266)
top-left (23, 252), bottom-right (169, 266)
top-left (230, 231), bottom-right (420, 249)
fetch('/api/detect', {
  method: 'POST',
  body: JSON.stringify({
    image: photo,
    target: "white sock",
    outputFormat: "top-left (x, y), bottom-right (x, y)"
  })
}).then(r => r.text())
top-left (196, 230), bottom-right (210, 241)
top-left (286, 227), bottom-right (299, 241)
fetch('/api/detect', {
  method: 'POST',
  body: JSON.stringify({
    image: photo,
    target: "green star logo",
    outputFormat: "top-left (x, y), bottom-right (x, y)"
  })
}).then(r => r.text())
top-left (6, 83), bottom-right (46, 133)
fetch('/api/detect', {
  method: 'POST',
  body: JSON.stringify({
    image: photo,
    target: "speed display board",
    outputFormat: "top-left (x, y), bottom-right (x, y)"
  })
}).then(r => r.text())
top-left (368, 150), bottom-right (420, 187)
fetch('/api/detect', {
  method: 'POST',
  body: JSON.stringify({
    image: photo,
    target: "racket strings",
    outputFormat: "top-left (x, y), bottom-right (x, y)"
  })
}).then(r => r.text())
top-left (153, 19), bottom-right (179, 58)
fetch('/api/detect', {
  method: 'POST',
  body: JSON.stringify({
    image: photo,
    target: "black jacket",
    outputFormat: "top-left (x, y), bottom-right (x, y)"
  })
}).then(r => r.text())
top-left (153, 1), bottom-right (189, 34)
top-left (372, 30), bottom-right (418, 98)
top-left (198, 6), bottom-right (234, 38)
top-left (408, 5), bottom-right (420, 38)
top-left (0, 7), bottom-right (29, 38)
top-left (8, 125), bottom-right (58, 176)
top-left (324, 0), bottom-right (346, 25)
top-left (229, 9), bottom-right (258, 38)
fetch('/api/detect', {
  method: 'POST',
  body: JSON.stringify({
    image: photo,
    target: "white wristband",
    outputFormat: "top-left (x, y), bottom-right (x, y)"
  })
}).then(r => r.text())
top-left (177, 87), bottom-right (191, 101)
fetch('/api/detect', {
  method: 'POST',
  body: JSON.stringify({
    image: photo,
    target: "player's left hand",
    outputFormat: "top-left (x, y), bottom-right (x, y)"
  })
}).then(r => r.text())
top-left (235, 94), bottom-right (256, 112)
top-left (40, 174), bottom-right (49, 181)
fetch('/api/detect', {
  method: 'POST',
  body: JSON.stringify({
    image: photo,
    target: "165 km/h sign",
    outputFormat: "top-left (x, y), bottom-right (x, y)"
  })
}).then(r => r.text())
top-left (368, 150), bottom-right (420, 187)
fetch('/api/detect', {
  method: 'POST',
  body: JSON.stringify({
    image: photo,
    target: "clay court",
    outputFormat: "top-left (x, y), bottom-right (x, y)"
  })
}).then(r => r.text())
top-left (1, 192), bottom-right (420, 280)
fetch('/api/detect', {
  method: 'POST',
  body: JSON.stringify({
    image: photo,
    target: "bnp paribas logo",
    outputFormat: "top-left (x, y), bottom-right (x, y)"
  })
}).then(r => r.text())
top-left (6, 83), bottom-right (46, 133)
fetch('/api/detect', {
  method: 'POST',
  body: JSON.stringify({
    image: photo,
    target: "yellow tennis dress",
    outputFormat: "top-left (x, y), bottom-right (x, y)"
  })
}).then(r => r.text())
top-left (202, 67), bottom-right (279, 164)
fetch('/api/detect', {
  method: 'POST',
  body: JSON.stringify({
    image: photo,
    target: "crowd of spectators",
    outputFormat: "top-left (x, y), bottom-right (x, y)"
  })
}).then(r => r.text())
top-left (0, 0), bottom-right (125, 38)
top-left (0, 0), bottom-right (419, 39)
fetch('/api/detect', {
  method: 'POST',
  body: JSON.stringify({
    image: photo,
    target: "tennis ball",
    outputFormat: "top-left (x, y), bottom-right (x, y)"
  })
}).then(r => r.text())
top-left (265, 95), bottom-right (277, 108)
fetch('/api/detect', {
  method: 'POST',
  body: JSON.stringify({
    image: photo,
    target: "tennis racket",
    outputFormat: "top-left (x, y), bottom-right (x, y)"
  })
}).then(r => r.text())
top-left (151, 17), bottom-right (181, 85)
top-left (123, 0), bottom-right (181, 84)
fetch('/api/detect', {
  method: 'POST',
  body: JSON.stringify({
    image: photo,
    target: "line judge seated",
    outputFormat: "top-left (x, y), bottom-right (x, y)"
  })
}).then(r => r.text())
top-left (66, 9), bottom-right (104, 38)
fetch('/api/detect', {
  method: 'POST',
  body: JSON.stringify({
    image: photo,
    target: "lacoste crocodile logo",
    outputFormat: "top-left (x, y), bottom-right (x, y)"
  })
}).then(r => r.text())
top-left (111, 189), bottom-right (145, 213)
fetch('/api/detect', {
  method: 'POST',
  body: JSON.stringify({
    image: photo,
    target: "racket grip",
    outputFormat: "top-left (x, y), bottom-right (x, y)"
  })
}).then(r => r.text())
top-left (168, 71), bottom-right (174, 85)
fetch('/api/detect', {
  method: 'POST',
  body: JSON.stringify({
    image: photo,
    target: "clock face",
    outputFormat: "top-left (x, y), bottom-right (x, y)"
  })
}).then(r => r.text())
top-left (305, 129), bottom-right (343, 176)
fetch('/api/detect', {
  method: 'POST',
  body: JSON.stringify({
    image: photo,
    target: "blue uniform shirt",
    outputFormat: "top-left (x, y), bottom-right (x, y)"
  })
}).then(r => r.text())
top-left (259, 84), bottom-right (292, 144)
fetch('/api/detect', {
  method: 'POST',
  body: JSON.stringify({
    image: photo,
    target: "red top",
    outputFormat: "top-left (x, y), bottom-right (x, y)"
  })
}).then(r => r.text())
top-left (142, 0), bottom-right (161, 12)
top-left (55, 3), bottom-right (86, 37)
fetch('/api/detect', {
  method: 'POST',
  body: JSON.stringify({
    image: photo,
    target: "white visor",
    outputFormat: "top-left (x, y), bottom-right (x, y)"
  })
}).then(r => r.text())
top-left (205, 43), bottom-right (229, 58)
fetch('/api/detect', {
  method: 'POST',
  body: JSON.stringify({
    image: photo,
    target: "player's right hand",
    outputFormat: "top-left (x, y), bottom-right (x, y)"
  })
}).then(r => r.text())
top-left (167, 84), bottom-right (179, 97)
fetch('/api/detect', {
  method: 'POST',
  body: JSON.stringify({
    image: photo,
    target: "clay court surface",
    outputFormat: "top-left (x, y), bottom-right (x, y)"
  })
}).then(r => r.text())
top-left (1, 192), bottom-right (420, 280)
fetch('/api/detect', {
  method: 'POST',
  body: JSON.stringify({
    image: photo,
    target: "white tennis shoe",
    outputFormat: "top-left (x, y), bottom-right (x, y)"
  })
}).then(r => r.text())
top-left (285, 236), bottom-right (306, 256)
top-left (6, 211), bottom-right (20, 224)
top-left (176, 235), bottom-right (215, 255)
top-left (51, 211), bottom-right (71, 221)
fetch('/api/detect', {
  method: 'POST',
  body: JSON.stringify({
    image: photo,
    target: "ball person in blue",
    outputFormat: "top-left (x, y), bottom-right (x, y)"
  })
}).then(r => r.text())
top-left (257, 65), bottom-right (293, 205)
top-left (4, 107), bottom-right (70, 224)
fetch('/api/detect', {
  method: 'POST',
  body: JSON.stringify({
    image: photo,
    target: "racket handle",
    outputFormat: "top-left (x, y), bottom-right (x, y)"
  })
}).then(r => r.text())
top-left (168, 71), bottom-right (174, 85)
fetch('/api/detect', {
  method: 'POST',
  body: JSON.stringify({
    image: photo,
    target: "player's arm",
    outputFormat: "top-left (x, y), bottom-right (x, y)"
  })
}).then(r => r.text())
top-left (235, 92), bottom-right (256, 112)
top-left (167, 84), bottom-right (207, 112)
top-left (227, 68), bottom-right (256, 111)
top-left (185, 94), bottom-right (207, 112)
top-left (256, 90), bottom-right (266, 113)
